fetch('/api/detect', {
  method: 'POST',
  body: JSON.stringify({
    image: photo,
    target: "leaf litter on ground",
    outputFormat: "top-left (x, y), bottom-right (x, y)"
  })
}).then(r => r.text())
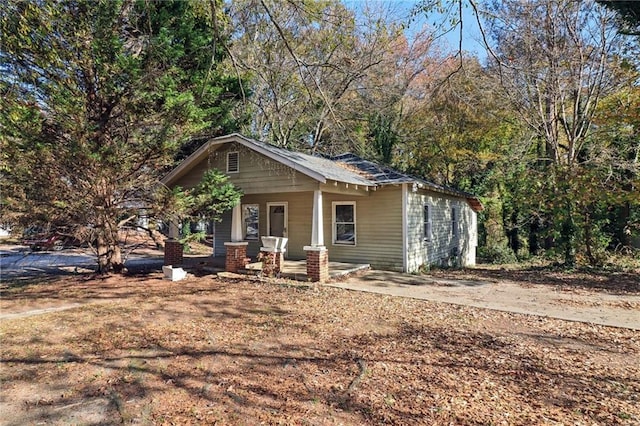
top-left (0, 273), bottom-right (638, 425)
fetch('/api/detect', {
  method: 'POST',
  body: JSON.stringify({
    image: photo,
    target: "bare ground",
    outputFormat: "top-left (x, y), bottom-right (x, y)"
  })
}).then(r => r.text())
top-left (0, 272), bottom-right (639, 425)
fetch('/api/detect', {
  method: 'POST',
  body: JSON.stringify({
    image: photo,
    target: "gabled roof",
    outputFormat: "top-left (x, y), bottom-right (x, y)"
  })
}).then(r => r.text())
top-left (161, 133), bottom-right (372, 188)
top-left (162, 133), bottom-right (483, 211)
top-left (333, 153), bottom-right (483, 211)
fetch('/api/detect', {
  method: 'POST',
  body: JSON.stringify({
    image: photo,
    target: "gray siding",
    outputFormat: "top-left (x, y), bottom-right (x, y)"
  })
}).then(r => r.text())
top-left (406, 189), bottom-right (477, 271)
top-left (213, 210), bottom-right (232, 257)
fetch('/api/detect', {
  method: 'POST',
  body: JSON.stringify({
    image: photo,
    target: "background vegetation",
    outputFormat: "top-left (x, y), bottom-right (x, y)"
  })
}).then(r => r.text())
top-left (1, 0), bottom-right (638, 271)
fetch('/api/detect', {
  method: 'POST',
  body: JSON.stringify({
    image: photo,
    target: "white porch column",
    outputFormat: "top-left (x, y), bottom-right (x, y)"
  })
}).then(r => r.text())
top-left (311, 189), bottom-right (324, 247)
top-left (231, 204), bottom-right (243, 242)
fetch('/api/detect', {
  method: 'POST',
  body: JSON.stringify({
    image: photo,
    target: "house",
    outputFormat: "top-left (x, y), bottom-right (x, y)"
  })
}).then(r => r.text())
top-left (161, 133), bottom-right (483, 281)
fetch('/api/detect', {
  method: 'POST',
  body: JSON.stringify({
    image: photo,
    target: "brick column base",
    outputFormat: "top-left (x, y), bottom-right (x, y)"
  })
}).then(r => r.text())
top-left (224, 242), bottom-right (249, 273)
top-left (164, 240), bottom-right (183, 266)
top-left (304, 246), bottom-right (329, 282)
top-left (259, 250), bottom-right (284, 277)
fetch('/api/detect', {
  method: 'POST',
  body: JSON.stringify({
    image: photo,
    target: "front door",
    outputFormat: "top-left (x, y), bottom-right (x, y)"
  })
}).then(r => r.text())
top-left (267, 202), bottom-right (288, 238)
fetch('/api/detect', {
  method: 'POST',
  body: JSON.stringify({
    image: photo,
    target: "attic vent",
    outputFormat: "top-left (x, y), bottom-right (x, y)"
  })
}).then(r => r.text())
top-left (227, 151), bottom-right (239, 173)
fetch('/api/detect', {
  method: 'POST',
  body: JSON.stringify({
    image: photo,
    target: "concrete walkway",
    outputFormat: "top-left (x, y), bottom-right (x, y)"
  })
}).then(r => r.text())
top-left (328, 270), bottom-right (640, 330)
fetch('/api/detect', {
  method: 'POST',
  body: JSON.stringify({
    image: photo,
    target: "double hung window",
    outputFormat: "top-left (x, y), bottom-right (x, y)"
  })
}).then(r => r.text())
top-left (333, 202), bottom-right (356, 245)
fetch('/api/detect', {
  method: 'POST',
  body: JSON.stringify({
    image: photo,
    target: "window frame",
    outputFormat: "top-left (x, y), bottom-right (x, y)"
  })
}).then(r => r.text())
top-left (332, 201), bottom-right (356, 246)
top-left (451, 207), bottom-right (459, 238)
top-left (227, 151), bottom-right (239, 173)
top-left (423, 204), bottom-right (432, 242)
top-left (242, 203), bottom-right (259, 240)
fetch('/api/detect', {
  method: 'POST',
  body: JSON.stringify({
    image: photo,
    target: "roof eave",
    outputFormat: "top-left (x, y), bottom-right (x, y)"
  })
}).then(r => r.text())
top-left (160, 139), bottom-right (217, 186)
top-left (378, 180), bottom-right (484, 212)
top-left (161, 133), bottom-right (330, 187)
top-left (232, 134), bottom-right (328, 183)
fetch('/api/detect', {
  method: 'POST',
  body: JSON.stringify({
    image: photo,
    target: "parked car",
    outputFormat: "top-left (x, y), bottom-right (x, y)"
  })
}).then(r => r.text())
top-left (21, 227), bottom-right (83, 251)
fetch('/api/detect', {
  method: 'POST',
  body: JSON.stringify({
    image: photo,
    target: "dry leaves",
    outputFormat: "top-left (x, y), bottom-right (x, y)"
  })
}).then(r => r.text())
top-left (1, 274), bottom-right (638, 425)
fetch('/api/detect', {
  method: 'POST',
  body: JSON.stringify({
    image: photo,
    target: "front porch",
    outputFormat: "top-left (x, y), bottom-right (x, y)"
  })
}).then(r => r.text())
top-left (181, 255), bottom-right (369, 281)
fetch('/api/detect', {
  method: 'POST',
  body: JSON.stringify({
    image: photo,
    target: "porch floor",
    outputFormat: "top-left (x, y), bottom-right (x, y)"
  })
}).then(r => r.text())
top-left (182, 255), bottom-right (369, 281)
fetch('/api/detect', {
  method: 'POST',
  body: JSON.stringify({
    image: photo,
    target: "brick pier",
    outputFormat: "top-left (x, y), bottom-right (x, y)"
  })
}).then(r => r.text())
top-left (164, 240), bottom-right (183, 266)
top-left (224, 242), bottom-right (249, 273)
top-left (304, 246), bottom-right (329, 282)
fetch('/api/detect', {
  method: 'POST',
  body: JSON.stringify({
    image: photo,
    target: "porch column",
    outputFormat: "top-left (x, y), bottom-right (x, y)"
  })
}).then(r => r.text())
top-left (168, 221), bottom-right (179, 240)
top-left (311, 189), bottom-right (324, 247)
top-left (225, 204), bottom-right (249, 273)
top-left (230, 204), bottom-right (243, 242)
top-left (164, 220), bottom-right (183, 266)
top-left (305, 189), bottom-right (328, 282)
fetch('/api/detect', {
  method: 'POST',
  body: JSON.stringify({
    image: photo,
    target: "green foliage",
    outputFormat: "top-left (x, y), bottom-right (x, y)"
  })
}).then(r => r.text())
top-left (189, 170), bottom-right (243, 222)
top-left (477, 245), bottom-right (518, 265)
top-left (0, 0), bottom-right (243, 272)
top-left (369, 112), bottom-right (399, 165)
top-left (597, 1), bottom-right (640, 35)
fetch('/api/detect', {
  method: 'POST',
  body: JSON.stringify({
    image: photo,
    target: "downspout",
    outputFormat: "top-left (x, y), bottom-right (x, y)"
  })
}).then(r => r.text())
top-left (402, 183), bottom-right (408, 273)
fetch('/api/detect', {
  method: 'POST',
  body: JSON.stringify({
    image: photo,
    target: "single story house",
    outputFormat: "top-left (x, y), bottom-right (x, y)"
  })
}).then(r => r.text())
top-left (161, 133), bottom-right (483, 280)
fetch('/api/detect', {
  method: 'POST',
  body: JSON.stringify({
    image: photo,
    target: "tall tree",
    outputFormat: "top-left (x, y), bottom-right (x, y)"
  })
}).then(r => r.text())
top-left (484, 0), bottom-right (626, 265)
top-left (597, 1), bottom-right (640, 35)
top-left (227, 0), bottom-right (407, 153)
top-left (0, 0), bottom-right (243, 272)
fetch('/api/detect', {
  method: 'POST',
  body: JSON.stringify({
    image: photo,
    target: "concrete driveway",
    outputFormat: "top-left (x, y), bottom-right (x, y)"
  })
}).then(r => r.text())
top-left (0, 245), bottom-right (164, 279)
top-left (328, 270), bottom-right (640, 330)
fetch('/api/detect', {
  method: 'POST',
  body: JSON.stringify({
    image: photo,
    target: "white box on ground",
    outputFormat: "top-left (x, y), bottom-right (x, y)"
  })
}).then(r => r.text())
top-left (162, 265), bottom-right (187, 281)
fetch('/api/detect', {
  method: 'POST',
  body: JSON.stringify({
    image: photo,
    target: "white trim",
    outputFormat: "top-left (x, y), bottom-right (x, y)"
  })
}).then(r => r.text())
top-left (331, 201), bottom-right (356, 246)
top-left (311, 190), bottom-right (324, 247)
top-left (303, 245), bottom-right (327, 252)
top-left (452, 206), bottom-right (459, 239)
top-left (226, 151), bottom-right (239, 173)
top-left (162, 134), bottom-right (328, 186)
top-left (423, 203), bottom-right (432, 242)
top-left (224, 241), bottom-right (248, 246)
top-left (266, 202), bottom-right (288, 238)
top-left (402, 183), bottom-right (408, 273)
top-left (231, 204), bottom-right (243, 242)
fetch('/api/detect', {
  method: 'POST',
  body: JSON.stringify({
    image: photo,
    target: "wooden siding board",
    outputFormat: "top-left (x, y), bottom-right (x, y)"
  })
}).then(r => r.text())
top-left (407, 190), bottom-right (477, 270)
top-left (323, 187), bottom-right (404, 271)
top-left (214, 210), bottom-right (232, 257)
top-left (172, 143), bottom-right (319, 194)
top-left (240, 192), bottom-right (313, 259)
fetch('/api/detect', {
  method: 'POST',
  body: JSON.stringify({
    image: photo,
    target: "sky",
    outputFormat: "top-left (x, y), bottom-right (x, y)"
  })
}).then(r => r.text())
top-left (343, 0), bottom-right (487, 61)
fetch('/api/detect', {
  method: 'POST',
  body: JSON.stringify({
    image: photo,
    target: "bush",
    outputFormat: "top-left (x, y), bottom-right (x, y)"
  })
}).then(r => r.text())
top-left (478, 245), bottom-right (518, 264)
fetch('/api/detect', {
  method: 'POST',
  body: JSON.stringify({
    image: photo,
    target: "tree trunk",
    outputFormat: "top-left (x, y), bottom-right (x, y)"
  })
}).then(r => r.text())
top-left (583, 209), bottom-right (598, 267)
top-left (528, 216), bottom-right (541, 256)
top-left (96, 237), bottom-right (124, 273)
top-left (616, 201), bottom-right (632, 248)
top-left (561, 199), bottom-right (577, 267)
top-left (95, 214), bottom-right (124, 273)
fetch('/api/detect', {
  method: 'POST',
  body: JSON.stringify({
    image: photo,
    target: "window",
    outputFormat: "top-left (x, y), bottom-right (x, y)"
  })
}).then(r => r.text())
top-left (423, 204), bottom-right (432, 241)
top-left (451, 207), bottom-right (458, 238)
top-left (227, 151), bottom-right (239, 173)
top-left (333, 202), bottom-right (356, 245)
top-left (242, 204), bottom-right (259, 240)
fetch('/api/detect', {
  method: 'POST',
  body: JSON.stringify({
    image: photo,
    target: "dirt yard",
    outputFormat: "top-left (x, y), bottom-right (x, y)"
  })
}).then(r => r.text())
top-left (1, 271), bottom-right (639, 425)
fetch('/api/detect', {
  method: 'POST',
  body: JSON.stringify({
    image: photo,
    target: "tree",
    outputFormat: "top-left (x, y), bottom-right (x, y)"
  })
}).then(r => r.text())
top-left (0, 0), bottom-right (243, 272)
top-left (484, 0), bottom-right (627, 265)
top-left (598, 1), bottom-right (640, 35)
top-left (227, 0), bottom-right (410, 154)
